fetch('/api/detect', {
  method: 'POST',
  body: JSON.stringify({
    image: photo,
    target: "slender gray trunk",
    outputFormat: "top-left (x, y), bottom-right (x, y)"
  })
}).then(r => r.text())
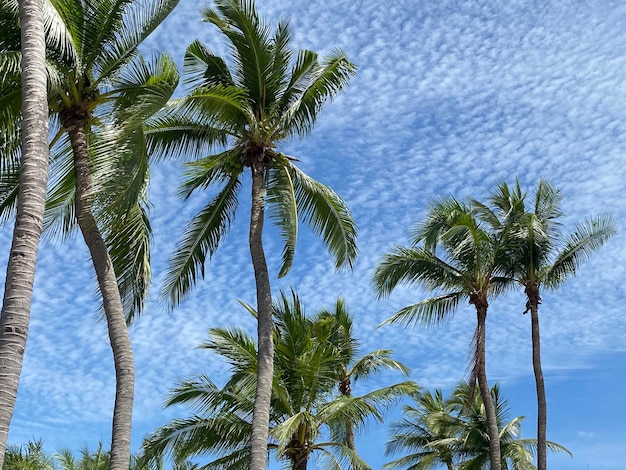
top-left (526, 283), bottom-right (547, 470)
top-left (474, 303), bottom-right (501, 470)
top-left (0, 0), bottom-right (49, 465)
top-left (67, 124), bottom-right (134, 470)
top-left (248, 160), bottom-right (273, 470)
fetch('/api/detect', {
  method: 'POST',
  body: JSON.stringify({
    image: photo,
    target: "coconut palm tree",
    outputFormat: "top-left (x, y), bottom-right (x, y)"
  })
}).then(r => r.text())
top-left (142, 291), bottom-right (414, 470)
top-left (384, 389), bottom-right (459, 470)
top-left (314, 298), bottom-right (411, 453)
top-left (0, 0), bottom-right (49, 465)
top-left (0, 1), bottom-right (180, 468)
top-left (147, 2), bottom-right (357, 468)
top-left (373, 196), bottom-right (524, 470)
top-left (483, 180), bottom-right (615, 470)
top-left (386, 382), bottom-right (570, 470)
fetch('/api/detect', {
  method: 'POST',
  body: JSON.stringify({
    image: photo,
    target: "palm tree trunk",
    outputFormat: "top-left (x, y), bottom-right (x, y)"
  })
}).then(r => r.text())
top-left (248, 160), bottom-right (273, 470)
top-left (474, 302), bottom-right (501, 470)
top-left (339, 376), bottom-right (356, 452)
top-left (526, 282), bottom-right (547, 470)
top-left (67, 124), bottom-right (134, 470)
top-left (0, 0), bottom-right (49, 466)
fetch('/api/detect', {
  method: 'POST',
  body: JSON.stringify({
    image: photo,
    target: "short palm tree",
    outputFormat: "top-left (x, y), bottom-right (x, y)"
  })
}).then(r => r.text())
top-left (385, 382), bottom-right (570, 470)
top-left (3, 440), bottom-right (54, 470)
top-left (373, 196), bottom-right (523, 470)
top-left (483, 180), bottom-right (615, 470)
top-left (0, 1), bottom-right (180, 468)
top-left (314, 298), bottom-right (411, 452)
top-left (142, 291), bottom-right (413, 470)
top-left (146, 2), bottom-right (357, 468)
top-left (384, 389), bottom-right (459, 470)
top-left (0, 0), bottom-right (49, 465)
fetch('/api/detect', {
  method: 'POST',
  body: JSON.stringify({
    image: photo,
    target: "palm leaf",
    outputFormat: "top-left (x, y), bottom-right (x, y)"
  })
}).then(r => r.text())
top-left (266, 161), bottom-right (298, 277)
top-left (545, 214), bottom-right (616, 288)
top-left (379, 292), bottom-right (463, 328)
top-left (290, 164), bottom-right (357, 270)
top-left (161, 174), bottom-right (240, 308)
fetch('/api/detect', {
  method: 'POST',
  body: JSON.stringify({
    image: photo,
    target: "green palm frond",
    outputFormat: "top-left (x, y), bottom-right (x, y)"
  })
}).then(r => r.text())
top-left (183, 39), bottom-right (234, 88)
top-left (201, 327), bottom-right (258, 372)
top-left (373, 246), bottom-right (467, 298)
top-left (0, 149), bottom-right (20, 223)
top-left (160, 174), bottom-right (240, 308)
top-left (142, 414), bottom-right (250, 465)
top-left (282, 49), bottom-right (356, 137)
top-left (41, 136), bottom-right (76, 240)
top-left (290, 165), bottom-right (357, 270)
top-left (266, 161), bottom-right (298, 277)
top-left (179, 150), bottom-right (243, 198)
top-left (111, 53), bottom-right (180, 137)
top-left (180, 83), bottom-right (252, 131)
top-left (104, 199), bottom-right (152, 323)
top-left (380, 292), bottom-right (464, 328)
top-left (202, 0), bottom-right (274, 108)
top-left (145, 108), bottom-right (230, 162)
top-left (545, 214), bottom-right (616, 288)
top-left (350, 350), bottom-right (410, 382)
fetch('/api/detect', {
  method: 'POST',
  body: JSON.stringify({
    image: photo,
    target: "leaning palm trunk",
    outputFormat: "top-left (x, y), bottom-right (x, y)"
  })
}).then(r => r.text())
top-left (525, 282), bottom-right (547, 470)
top-left (248, 160), bottom-right (274, 470)
top-left (472, 296), bottom-right (501, 470)
top-left (0, 0), bottom-right (49, 466)
top-left (67, 124), bottom-right (135, 470)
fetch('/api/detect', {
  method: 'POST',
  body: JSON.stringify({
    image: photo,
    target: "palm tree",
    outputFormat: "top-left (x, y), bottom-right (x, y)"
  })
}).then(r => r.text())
top-left (386, 382), bottom-right (570, 470)
top-left (147, 2), bottom-right (357, 468)
top-left (55, 443), bottom-right (110, 470)
top-left (484, 180), bottom-right (615, 470)
top-left (373, 196), bottom-right (523, 470)
top-left (0, 0), bottom-right (49, 465)
top-left (314, 298), bottom-right (411, 453)
top-left (384, 389), bottom-right (459, 470)
top-left (142, 291), bottom-right (414, 470)
top-left (0, 1), bottom-right (180, 468)
top-left (3, 440), bottom-right (54, 470)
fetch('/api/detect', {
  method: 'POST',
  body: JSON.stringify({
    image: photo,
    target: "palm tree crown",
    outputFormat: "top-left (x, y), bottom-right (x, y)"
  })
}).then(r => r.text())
top-left (385, 382), bottom-right (570, 470)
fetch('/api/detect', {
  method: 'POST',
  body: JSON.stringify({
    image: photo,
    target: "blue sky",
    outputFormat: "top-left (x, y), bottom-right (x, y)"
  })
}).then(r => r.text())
top-left (2, 0), bottom-right (626, 468)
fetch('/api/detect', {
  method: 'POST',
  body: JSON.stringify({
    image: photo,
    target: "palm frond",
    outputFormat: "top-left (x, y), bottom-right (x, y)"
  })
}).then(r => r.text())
top-left (266, 161), bottom-right (298, 277)
top-left (160, 175), bottom-right (240, 308)
top-left (282, 49), bottom-right (356, 137)
top-left (290, 165), bottom-right (358, 270)
top-left (373, 246), bottom-right (467, 298)
top-left (183, 39), bottom-right (234, 88)
top-left (545, 214), bottom-right (615, 288)
top-left (350, 350), bottom-right (410, 382)
top-left (380, 292), bottom-right (463, 328)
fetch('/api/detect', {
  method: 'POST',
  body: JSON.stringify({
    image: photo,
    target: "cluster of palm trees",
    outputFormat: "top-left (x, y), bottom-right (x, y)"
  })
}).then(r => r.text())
top-left (0, 0), bottom-right (615, 470)
top-left (373, 181), bottom-right (615, 470)
top-left (141, 291), bottom-right (415, 470)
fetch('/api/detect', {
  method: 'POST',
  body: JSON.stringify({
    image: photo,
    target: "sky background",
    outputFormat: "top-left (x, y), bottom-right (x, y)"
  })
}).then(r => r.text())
top-left (2, 0), bottom-right (626, 468)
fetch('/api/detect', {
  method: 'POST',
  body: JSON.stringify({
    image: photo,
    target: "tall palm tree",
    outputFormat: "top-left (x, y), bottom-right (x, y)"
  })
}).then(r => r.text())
top-left (147, 2), bottom-right (357, 468)
top-left (373, 196), bottom-right (524, 470)
top-left (0, 0), bottom-right (49, 465)
top-left (483, 180), bottom-right (615, 470)
top-left (386, 382), bottom-right (570, 470)
top-left (0, 1), bottom-right (180, 468)
top-left (314, 298), bottom-right (410, 452)
top-left (142, 291), bottom-right (414, 470)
